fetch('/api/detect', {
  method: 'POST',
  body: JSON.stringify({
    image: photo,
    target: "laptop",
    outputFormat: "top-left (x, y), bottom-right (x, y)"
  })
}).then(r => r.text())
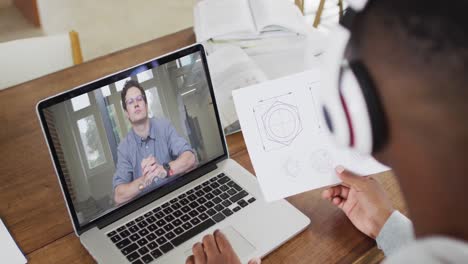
top-left (36, 44), bottom-right (310, 263)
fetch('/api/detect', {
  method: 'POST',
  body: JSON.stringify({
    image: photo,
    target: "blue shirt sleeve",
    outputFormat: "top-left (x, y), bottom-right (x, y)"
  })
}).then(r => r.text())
top-left (164, 120), bottom-right (193, 159)
top-left (112, 141), bottom-right (134, 191)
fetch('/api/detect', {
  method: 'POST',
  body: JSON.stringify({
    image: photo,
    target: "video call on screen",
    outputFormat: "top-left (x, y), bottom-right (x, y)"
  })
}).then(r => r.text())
top-left (44, 51), bottom-right (224, 225)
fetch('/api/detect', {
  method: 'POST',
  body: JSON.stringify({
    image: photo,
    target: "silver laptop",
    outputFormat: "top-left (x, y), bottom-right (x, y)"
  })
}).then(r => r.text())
top-left (36, 44), bottom-right (309, 263)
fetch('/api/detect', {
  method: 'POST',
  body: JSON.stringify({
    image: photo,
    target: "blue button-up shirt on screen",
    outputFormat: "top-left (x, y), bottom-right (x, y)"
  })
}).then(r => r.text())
top-left (112, 118), bottom-right (194, 194)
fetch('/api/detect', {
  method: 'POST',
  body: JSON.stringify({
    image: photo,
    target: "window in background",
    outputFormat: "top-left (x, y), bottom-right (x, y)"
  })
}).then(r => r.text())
top-left (77, 115), bottom-right (107, 169)
top-left (101, 85), bottom-right (111, 97)
top-left (106, 104), bottom-right (123, 143)
top-left (71, 93), bottom-right (90, 111)
top-left (177, 55), bottom-right (193, 68)
top-left (137, 70), bottom-right (154, 83)
top-left (115, 77), bottom-right (131, 92)
top-left (145, 87), bottom-right (165, 119)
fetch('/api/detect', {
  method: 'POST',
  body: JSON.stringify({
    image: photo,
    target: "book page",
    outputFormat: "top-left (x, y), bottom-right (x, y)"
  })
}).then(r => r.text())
top-left (195, 0), bottom-right (257, 41)
top-left (233, 69), bottom-right (389, 201)
top-left (208, 45), bottom-right (267, 132)
top-left (249, 0), bottom-right (308, 35)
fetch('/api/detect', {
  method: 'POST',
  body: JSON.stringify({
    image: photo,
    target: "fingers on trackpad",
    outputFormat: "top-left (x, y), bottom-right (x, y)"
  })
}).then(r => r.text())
top-left (184, 226), bottom-right (256, 258)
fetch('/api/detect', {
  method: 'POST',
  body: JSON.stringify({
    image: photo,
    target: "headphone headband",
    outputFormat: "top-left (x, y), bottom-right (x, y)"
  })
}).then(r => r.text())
top-left (319, 9), bottom-right (388, 154)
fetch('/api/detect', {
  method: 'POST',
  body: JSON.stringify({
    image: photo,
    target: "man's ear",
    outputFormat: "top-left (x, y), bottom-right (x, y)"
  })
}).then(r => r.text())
top-left (124, 110), bottom-right (129, 120)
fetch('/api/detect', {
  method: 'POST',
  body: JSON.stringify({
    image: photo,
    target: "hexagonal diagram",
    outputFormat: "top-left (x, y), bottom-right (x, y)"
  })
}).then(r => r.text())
top-left (254, 94), bottom-right (303, 152)
top-left (262, 101), bottom-right (303, 145)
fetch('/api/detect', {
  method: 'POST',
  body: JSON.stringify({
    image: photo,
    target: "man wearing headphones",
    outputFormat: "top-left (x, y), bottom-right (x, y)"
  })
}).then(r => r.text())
top-left (186, 0), bottom-right (468, 263)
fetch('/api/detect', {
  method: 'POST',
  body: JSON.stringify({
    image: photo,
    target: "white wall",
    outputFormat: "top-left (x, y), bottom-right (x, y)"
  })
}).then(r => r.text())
top-left (36, 0), bottom-right (195, 60)
top-left (0, 0), bottom-right (11, 8)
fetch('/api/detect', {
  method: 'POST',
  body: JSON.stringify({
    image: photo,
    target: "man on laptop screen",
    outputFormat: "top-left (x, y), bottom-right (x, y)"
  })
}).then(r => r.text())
top-left (113, 80), bottom-right (197, 205)
top-left (37, 45), bottom-right (309, 263)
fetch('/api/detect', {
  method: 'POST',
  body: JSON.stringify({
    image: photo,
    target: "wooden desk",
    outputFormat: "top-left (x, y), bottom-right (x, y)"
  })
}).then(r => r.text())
top-left (0, 28), bottom-right (407, 263)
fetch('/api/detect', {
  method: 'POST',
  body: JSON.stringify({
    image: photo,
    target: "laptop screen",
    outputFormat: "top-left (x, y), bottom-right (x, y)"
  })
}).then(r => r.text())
top-left (37, 45), bottom-right (226, 231)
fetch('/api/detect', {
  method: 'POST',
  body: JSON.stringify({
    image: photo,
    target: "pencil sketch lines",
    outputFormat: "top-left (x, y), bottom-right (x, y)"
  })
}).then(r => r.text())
top-left (284, 157), bottom-right (302, 180)
top-left (309, 149), bottom-right (333, 173)
top-left (307, 81), bottom-right (323, 130)
top-left (254, 92), bottom-right (303, 152)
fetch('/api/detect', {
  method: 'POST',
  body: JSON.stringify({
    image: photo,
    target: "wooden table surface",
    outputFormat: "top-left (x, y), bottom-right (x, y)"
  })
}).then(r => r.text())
top-left (0, 28), bottom-right (407, 263)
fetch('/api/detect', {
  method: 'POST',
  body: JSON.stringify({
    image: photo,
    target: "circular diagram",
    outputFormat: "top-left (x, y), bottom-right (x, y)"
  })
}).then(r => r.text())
top-left (261, 101), bottom-right (302, 145)
top-left (268, 108), bottom-right (296, 139)
top-left (284, 157), bottom-right (302, 178)
top-left (310, 149), bottom-right (333, 173)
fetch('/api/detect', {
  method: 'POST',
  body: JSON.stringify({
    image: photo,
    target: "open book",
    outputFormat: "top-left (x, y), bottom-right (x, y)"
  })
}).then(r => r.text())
top-left (194, 0), bottom-right (309, 42)
top-left (207, 45), bottom-right (267, 134)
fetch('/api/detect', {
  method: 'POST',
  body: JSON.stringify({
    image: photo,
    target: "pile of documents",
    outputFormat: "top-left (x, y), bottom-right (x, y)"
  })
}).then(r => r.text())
top-left (196, 0), bottom-right (337, 133)
top-left (194, 0), bottom-right (309, 42)
top-left (0, 218), bottom-right (26, 264)
top-left (207, 46), bottom-right (268, 134)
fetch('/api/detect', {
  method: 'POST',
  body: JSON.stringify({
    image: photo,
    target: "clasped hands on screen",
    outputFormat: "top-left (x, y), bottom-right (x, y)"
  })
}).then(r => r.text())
top-left (140, 155), bottom-right (167, 188)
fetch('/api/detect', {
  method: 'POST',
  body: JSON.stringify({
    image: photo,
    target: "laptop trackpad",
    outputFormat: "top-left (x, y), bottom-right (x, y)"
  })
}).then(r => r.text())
top-left (184, 226), bottom-right (255, 258)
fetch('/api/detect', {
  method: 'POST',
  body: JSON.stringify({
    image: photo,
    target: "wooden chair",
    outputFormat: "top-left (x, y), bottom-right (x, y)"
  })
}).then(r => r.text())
top-left (0, 30), bottom-right (83, 90)
top-left (295, 0), bottom-right (344, 28)
top-left (313, 0), bottom-right (344, 27)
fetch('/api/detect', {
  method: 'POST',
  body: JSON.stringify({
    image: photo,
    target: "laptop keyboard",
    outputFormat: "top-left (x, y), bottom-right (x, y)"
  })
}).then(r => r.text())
top-left (106, 173), bottom-right (257, 264)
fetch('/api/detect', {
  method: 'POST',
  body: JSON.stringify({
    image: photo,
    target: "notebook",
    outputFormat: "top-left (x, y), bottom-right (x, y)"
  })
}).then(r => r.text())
top-left (194, 0), bottom-right (309, 41)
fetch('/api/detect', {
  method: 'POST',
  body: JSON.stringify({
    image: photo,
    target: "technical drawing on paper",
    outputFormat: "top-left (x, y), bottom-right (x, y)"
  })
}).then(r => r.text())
top-left (254, 92), bottom-right (303, 152)
top-left (283, 157), bottom-right (303, 180)
top-left (309, 149), bottom-right (333, 173)
top-left (307, 81), bottom-right (325, 131)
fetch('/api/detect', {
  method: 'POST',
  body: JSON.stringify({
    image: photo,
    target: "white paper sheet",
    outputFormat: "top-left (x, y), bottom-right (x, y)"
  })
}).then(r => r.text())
top-left (208, 45), bottom-right (267, 133)
top-left (0, 218), bottom-right (26, 264)
top-left (233, 69), bottom-right (389, 201)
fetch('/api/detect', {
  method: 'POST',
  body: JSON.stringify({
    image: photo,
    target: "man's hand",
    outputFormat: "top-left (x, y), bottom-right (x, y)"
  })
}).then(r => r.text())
top-left (186, 230), bottom-right (261, 264)
top-left (322, 166), bottom-right (394, 239)
top-left (141, 156), bottom-right (157, 174)
top-left (140, 156), bottom-right (167, 188)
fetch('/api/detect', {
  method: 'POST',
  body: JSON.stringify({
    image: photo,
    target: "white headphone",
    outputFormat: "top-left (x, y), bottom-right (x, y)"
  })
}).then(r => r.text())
top-left (319, 0), bottom-right (388, 154)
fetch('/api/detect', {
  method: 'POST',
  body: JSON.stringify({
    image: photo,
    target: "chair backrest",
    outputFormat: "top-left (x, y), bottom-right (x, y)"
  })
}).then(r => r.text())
top-left (0, 31), bottom-right (83, 90)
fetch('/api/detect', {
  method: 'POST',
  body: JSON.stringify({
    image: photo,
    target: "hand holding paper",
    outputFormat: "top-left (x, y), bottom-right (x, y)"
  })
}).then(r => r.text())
top-left (232, 69), bottom-right (389, 201)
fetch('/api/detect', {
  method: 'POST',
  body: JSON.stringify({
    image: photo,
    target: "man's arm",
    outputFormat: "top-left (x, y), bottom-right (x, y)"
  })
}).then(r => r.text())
top-left (164, 119), bottom-right (198, 175)
top-left (115, 151), bottom-right (195, 203)
top-left (168, 150), bottom-right (197, 175)
top-left (114, 177), bottom-right (146, 205)
top-left (114, 154), bottom-right (160, 205)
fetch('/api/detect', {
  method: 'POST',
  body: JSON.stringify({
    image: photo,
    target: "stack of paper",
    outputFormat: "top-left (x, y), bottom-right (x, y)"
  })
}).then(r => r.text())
top-left (207, 45), bottom-right (268, 134)
top-left (194, 0), bottom-right (309, 42)
top-left (0, 218), bottom-right (26, 264)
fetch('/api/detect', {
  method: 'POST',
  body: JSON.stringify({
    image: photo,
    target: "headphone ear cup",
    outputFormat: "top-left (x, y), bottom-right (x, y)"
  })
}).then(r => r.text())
top-left (339, 66), bottom-right (373, 153)
top-left (348, 61), bottom-right (388, 153)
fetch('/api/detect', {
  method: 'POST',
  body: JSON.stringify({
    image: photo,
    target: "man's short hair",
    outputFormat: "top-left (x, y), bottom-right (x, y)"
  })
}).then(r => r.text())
top-left (351, 0), bottom-right (468, 117)
top-left (120, 79), bottom-right (147, 111)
